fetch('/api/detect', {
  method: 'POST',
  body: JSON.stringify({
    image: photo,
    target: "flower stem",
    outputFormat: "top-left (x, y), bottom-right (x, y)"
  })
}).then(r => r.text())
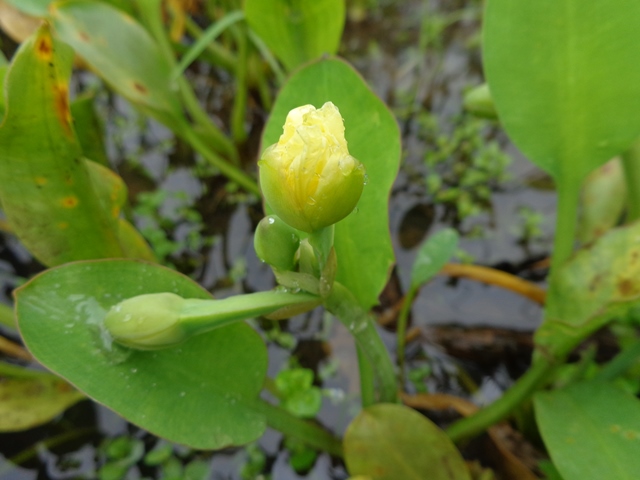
top-left (396, 286), bottom-right (418, 385)
top-left (325, 282), bottom-right (398, 404)
top-left (180, 291), bottom-right (320, 335)
top-left (446, 355), bottom-right (556, 443)
top-left (251, 398), bottom-right (344, 457)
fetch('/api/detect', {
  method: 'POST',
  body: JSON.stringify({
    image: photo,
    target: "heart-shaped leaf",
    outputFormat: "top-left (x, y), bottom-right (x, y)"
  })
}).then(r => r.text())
top-left (15, 260), bottom-right (268, 449)
top-left (344, 403), bottom-right (470, 480)
top-left (484, 0), bottom-right (640, 184)
top-left (261, 58), bottom-right (400, 310)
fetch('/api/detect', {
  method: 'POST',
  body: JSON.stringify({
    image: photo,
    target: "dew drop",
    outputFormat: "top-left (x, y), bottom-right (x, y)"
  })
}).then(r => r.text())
top-left (179, 391), bottom-right (186, 397)
top-left (307, 197), bottom-right (316, 205)
top-left (363, 174), bottom-right (369, 185)
top-left (268, 217), bottom-right (275, 224)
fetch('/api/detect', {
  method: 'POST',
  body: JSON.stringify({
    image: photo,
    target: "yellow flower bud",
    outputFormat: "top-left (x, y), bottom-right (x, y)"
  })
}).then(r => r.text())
top-left (259, 102), bottom-right (366, 233)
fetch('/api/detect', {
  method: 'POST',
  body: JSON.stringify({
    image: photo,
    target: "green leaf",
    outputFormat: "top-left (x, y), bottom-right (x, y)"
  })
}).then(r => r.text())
top-left (261, 58), bottom-right (400, 309)
top-left (71, 93), bottom-right (110, 166)
top-left (535, 381), bottom-right (640, 480)
top-left (0, 24), bottom-right (124, 266)
top-left (536, 221), bottom-right (640, 357)
top-left (0, 370), bottom-right (84, 431)
top-left (410, 228), bottom-right (459, 289)
top-left (15, 260), bottom-right (268, 449)
top-left (483, 0), bottom-right (640, 184)
top-left (0, 65), bottom-right (7, 119)
top-left (344, 403), bottom-right (470, 480)
top-left (244, 0), bottom-right (345, 71)
top-left (4, 0), bottom-right (51, 16)
top-left (50, 0), bottom-right (184, 130)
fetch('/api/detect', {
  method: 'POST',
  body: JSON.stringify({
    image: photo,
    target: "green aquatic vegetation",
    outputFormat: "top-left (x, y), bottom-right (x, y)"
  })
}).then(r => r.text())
top-left (5, 0), bottom-right (640, 478)
top-left (422, 113), bottom-right (512, 222)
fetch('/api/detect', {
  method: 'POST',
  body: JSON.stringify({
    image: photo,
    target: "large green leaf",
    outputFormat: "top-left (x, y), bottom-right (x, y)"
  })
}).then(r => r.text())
top-left (0, 24), bottom-right (124, 266)
top-left (15, 260), bottom-right (268, 449)
top-left (344, 403), bottom-right (470, 480)
top-left (536, 221), bottom-right (640, 357)
top-left (535, 381), bottom-right (640, 480)
top-left (244, 0), bottom-right (345, 71)
top-left (261, 58), bottom-right (400, 309)
top-left (50, 0), bottom-right (184, 130)
top-left (483, 0), bottom-right (640, 184)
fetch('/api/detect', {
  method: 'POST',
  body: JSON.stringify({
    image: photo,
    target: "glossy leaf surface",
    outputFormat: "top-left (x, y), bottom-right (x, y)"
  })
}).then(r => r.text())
top-left (536, 221), bottom-right (640, 357)
top-left (535, 381), bottom-right (640, 480)
top-left (344, 403), bottom-right (470, 480)
top-left (262, 58), bottom-right (400, 309)
top-left (484, 0), bottom-right (640, 184)
top-left (410, 228), bottom-right (459, 289)
top-left (51, 0), bottom-right (184, 129)
top-left (16, 260), bottom-right (268, 449)
top-left (0, 372), bottom-right (84, 431)
top-left (244, 0), bottom-right (345, 71)
top-left (0, 24), bottom-right (123, 266)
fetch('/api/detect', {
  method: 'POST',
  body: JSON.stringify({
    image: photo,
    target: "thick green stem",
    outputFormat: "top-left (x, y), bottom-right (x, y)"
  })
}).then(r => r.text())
top-left (621, 138), bottom-right (640, 222)
top-left (446, 355), bottom-right (557, 443)
top-left (180, 291), bottom-right (319, 335)
top-left (180, 126), bottom-right (260, 195)
top-left (251, 398), bottom-right (343, 457)
top-left (357, 345), bottom-right (375, 407)
top-left (551, 177), bottom-right (581, 271)
top-left (396, 286), bottom-right (418, 385)
top-left (325, 282), bottom-right (398, 404)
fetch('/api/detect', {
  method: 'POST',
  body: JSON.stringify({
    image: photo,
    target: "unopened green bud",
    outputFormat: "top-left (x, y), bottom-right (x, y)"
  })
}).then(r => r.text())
top-left (259, 102), bottom-right (366, 233)
top-left (254, 215), bottom-right (300, 271)
top-left (104, 292), bottom-right (187, 350)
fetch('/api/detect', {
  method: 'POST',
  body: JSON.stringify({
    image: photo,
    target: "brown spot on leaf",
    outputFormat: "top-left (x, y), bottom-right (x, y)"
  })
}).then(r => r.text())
top-left (60, 196), bottom-right (79, 208)
top-left (36, 36), bottom-right (53, 60)
top-left (132, 81), bottom-right (148, 94)
top-left (618, 278), bottom-right (639, 297)
top-left (53, 83), bottom-right (73, 136)
top-left (78, 31), bottom-right (90, 42)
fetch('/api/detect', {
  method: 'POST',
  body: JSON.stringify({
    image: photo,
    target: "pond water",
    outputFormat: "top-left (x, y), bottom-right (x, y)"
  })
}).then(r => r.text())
top-left (0, 1), bottom-right (555, 478)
